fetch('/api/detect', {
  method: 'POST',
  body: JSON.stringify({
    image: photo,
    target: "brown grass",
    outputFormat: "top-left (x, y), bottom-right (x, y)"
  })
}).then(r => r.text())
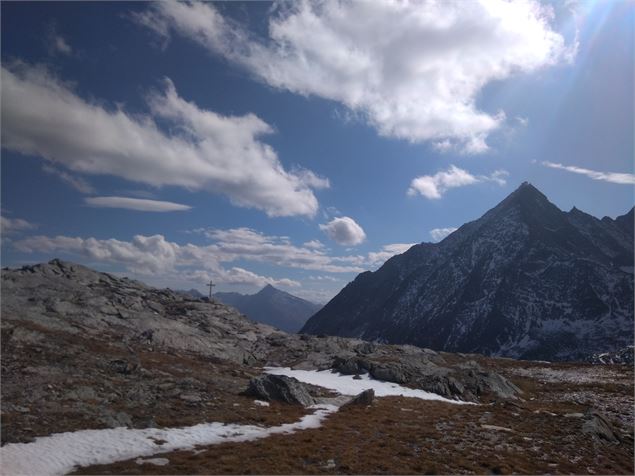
top-left (76, 395), bottom-right (634, 475)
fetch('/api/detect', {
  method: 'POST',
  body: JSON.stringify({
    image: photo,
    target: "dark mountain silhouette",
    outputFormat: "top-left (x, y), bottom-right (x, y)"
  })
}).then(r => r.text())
top-left (302, 182), bottom-right (634, 361)
top-left (215, 284), bottom-right (322, 333)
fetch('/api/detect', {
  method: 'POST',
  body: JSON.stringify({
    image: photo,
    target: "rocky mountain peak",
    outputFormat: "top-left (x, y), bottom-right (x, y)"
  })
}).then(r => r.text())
top-left (257, 284), bottom-right (278, 296)
top-left (302, 183), bottom-right (634, 361)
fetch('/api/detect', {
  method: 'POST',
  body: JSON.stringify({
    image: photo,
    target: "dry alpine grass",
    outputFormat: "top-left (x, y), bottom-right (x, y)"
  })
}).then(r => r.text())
top-left (77, 375), bottom-right (634, 475)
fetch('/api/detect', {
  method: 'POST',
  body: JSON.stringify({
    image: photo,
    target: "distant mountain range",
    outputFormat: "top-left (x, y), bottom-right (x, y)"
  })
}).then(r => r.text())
top-left (212, 285), bottom-right (322, 333)
top-left (302, 182), bottom-right (634, 361)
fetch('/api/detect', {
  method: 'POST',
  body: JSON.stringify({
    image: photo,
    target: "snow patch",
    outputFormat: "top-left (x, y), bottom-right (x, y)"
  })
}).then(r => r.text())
top-left (135, 457), bottom-right (170, 466)
top-left (264, 367), bottom-right (469, 404)
top-left (0, 404), bottom-right (337, 476)
top-left (254, 400), bottom-right (270, 407)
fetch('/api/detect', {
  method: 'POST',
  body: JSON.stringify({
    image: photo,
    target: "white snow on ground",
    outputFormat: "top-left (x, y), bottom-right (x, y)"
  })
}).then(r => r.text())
top-left (253, 400), bottom-right (270, 407)
top-left (264, 367), bottom-right (469, 404)
top-left (0, 404), bottom-right (337, 476)
top-left (135, 457), bottom-right (170, 466)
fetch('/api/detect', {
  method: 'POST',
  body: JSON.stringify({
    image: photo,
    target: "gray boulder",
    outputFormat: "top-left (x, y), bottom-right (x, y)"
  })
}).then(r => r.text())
top-left (343, 389), bottom-right (374, 407)
top-left (582, 409), bottom-right (620, 443)
top-left (245, 374), bottom-right (316, 406)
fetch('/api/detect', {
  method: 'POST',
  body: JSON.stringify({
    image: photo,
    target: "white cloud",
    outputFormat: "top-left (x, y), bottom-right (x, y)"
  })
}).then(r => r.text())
top-left (13, 233), bottom-right (299, 288)
top-left (319, 217), bottom-right (366, 246)
top-left (303, 239), bottom-right (325, 250)
top-left (1, 63), bottom-right (327, 217)
top-left (184, 268), bottom-right (300, 289)
top-left (46, 23), bottom-right (73, 56)
top-left (1, 216), bottom-right (37, 235)
top-left (136, 0), bottom-right (572, 152)
top-left (85, 196), bottom-right (191, 212)
top-left (308, 275), bottom-right (340, 282)
top-left (542, 161), bottom-right (635, 185)
top-left (53, 35), bottom-right (73, 56)
top-left (202, 227), bottom-right (363, 273)
top-left (430, 227), bottom-right (458, 242)
top-left (12, 223), bottom-right (421, 290)
top-left (42, 165), bottom-right (95, 194)
top-left (407, 165), bottom-right (508, 199)
top-left (367, 243), bottom-right (415, 266)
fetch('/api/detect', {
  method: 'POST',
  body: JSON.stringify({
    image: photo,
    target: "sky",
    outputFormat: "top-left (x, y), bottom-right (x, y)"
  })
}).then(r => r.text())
top-left (1, 0), bottom-right (633, 303)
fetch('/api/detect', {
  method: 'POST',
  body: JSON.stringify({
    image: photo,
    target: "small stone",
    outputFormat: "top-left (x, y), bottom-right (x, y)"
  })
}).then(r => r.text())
top-left (480, 424), bottom-right (513, 432)
top-left (179, 393), bottom-right (202, 403)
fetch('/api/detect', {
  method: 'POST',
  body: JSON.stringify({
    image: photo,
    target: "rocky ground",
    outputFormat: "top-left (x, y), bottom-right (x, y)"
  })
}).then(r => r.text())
top-left (1, 260), bottom-right (633, 474)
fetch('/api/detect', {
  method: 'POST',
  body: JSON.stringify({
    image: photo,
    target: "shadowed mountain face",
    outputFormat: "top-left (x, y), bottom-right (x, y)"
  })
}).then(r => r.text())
top-left (302, 183), bottom-right (634, 361)
top-left (215, 285), bottom-right (322, 333)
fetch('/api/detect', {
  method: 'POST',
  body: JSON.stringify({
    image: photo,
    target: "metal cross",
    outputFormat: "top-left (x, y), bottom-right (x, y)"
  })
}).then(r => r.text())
top-left (207, 280), bottom-right (215, 299)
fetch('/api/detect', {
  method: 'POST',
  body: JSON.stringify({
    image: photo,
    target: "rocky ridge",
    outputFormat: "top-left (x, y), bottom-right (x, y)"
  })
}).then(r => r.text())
top-left (2, 259), bottom-right (519, 442)
top-left (1, 259), bottom-right (633, 475)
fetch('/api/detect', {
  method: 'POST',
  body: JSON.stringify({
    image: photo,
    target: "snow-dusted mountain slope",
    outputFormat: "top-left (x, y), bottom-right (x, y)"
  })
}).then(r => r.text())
top-left (302, 183), bottom-right (634, 361)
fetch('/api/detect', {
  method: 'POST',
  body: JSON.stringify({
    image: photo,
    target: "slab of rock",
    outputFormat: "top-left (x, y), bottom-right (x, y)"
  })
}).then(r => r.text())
top-left (582, 409), bottom-right (620, 443)
top-left (343, 389), bottom-right (375, 407)
top-left (245, 374), bottom-right (316, 406)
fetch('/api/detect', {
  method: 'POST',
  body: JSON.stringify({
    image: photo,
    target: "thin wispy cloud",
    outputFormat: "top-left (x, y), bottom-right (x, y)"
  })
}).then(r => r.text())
top-left (1, 216), bottom-right (37, 235)
top-left (42, 165), bottom-right (95, 194)
top-left (135, 0), bottom-right (573, 153)
top-left (85, 196), bottom-right (191, 212)
top-left (542, 161), bottom-right (635, 185)
top-left (46, 23), bottom-right (73, 56)
top-left (1, 63), bottom-right (328, 218)
top-left (408, 166), bottom-right (508, 200)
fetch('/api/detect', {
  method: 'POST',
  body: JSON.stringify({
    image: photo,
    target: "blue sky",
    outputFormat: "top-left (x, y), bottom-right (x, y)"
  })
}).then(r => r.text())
top-left (2, 1), bottom-right (633, 303)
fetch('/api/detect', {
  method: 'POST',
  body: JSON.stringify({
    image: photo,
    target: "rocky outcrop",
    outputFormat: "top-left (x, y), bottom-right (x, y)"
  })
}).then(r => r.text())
top-left (244, 375), bottom-right (316, 406)
top-left (332, 355), bottom-right (519, 402)
top-left (590, 346), bottom-right (635, 365)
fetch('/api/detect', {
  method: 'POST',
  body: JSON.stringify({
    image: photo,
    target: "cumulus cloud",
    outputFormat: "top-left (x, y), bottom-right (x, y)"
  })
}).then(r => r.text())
top-left (430, 227), bottom-right (458, 242)
top-left (319, 217), bottom-right (366, 246)
top-left (13, 233), bottom-right (299, 288)
top-left (303, 239), bottom-right (326, 250)
top-left (1, 216), bottom-right (37, 235)
top-left (201, 227), bottom-right (363, 273)
top-left (12, 223), bottom-right (419, 290)
top-left (542, 161), bottom-right (635, 185)
top-left (42, 165), bottom-right (95, 194)
top-left (408, 165), bottom-right (508, 199)
top-left (367, 243), bottom-right (416, 265)
top-left (1, 63), bottom-right (327, 217)
top-left (85, 196), bottom-right (191, 212)
top-left (135, 0), bottom-right (572, 152)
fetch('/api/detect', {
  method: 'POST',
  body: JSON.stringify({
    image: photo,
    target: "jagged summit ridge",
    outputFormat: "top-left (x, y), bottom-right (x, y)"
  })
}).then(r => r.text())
top-left (302, 184), bottom-right (634, 361)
